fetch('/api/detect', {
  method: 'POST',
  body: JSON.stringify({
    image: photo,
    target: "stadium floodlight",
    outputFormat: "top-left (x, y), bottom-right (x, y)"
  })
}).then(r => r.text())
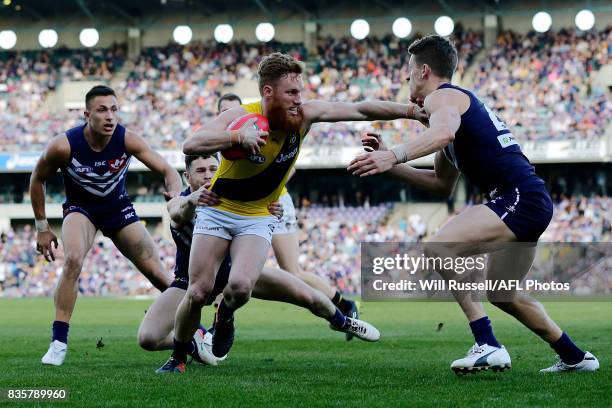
top-left (255, 23), bottom-right (275, 42)
top-left (173, 25), bottom-right (192, 45)
top-left (79, 28), bottom-right (99, 47)
top-left (392, 17), bottom-right (412, 39)
top-left (350, 19), bottom-right (370, 40)
top-left (575, 9), bottom-right (595, 31)
top-left (532, 11), bottom-right (552, 33)
top-left (214, 24), bottom-right (234, 43)
top-left (434, 16), bottom-right (454, 36)
top-left (0, 30), bottom-right (16, 49)
top-left (38, 29), bottom-right (58, 48)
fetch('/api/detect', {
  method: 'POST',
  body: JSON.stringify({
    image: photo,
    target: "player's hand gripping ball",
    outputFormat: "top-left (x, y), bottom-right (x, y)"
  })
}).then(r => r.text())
top-left (222, 113), bottom-right (269, 160)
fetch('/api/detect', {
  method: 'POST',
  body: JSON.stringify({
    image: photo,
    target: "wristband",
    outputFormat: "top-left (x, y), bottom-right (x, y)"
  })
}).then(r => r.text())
top-left (390, 145), bottom-right (409, 164)
top-left (35, 219), bottom-right (49, 233)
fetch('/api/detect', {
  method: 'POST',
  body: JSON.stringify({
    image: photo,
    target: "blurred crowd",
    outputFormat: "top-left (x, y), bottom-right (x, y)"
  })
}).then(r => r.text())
top-left (474, 27), bottom-right (611, 141)
top-left (4, 26), bottom-right (609, 153)
top-left (1, 196), bottom-right (609, 298)
top-left (0, 45), bottom-right (126, 152)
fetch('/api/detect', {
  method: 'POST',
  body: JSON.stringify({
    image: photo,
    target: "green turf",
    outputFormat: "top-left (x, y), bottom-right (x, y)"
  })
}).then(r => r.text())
top-left (0, 298), bottom-right (610, 407)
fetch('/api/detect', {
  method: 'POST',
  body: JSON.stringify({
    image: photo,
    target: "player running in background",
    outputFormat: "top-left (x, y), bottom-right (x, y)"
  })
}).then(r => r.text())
top-left (146, 154), bottom-right (380, 373)
top-left (31, 85), bottom-right (182, 366)
top-left (349, 35), bottom-right (599, 374)
top-left (162, 52), bottom-right (426, 371)
top-left (216, 93), bottom-right (360, 340)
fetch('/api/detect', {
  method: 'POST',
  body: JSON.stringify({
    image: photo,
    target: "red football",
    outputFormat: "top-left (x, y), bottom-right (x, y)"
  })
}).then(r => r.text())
top-left (222, 113), bottom-right (269, 160)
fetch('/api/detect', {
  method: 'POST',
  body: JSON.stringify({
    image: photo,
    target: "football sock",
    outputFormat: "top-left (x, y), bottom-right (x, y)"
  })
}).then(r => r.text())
top-left (52, 320), bottom-right (69, 344)
top-left (172, 338), bottom-right (191, 363)
top-left (469, 316), bottom-right (501, 348)
top-left (187, 339), bottom-right (197, 356)
top-left (217, 300), bottom-right (234, 323)
top-left (550, 332), bottom-right (586, 365)
top-left (328, 309), bottom-right (348, 330)
top-left (332, 291), bottom-right (353, 314)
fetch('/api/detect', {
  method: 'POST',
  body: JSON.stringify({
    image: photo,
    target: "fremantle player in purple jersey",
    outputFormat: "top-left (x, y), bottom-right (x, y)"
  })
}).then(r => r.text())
top-left (348, 35), bottom-right (598, 374)
top-left (30, 85), bottom-right (182, 366)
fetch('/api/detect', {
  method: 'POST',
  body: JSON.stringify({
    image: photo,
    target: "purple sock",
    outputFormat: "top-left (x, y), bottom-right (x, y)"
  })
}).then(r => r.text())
top-left (550, 332), bottom-right (585, 365)
top-left (52, 321), bottom-right (69, 344)
top-left (328, 309), bottom-right (348, 329)
top-left (469, 316), bottom-right (501, 348)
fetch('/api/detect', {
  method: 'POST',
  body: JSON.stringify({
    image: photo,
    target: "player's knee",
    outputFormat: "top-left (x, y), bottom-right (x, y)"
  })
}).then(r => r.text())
top-left (63, 253), bottom-right (84, 279)
top-left (226, 279), bottom-right (253, 303)
top-left (186, 282), bottom-right (213, 306)
top-left (137, 330), bottom-right (159, 351)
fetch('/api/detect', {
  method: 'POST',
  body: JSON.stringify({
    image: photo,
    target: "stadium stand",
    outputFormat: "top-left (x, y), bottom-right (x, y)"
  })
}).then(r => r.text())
top-left (1, 196), bottom-right (609, 297)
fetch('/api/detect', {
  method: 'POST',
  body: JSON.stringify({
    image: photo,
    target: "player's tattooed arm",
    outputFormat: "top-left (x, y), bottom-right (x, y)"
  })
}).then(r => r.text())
top-left (125, 131), bottom-right (182, 196)
top-left (302, 100), bottom-right (426, 126)
top-left (29, 136), bottom-right (70, 261)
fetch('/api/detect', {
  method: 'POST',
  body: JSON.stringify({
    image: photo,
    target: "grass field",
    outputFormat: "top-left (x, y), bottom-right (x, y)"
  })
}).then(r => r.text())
top-left (1, 298), bottom-right (610, 407)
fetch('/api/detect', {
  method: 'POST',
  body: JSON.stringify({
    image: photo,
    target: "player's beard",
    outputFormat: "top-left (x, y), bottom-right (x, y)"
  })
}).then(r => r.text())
top-left (268, 104), bottom-right (304, 133)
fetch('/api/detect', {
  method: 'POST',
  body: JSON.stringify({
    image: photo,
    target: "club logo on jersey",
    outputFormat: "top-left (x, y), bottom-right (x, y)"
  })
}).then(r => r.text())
top-left (497, 133), bottom-right (518, 148)
top-left (248, 154), bottom-right (266, 164)
top-left (108, 154), bottom-right (128, 173)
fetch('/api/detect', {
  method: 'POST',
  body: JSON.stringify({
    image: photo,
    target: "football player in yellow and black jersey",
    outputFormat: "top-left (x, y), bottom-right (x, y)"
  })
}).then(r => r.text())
top-left (164, 52), bottom-right (428, 369)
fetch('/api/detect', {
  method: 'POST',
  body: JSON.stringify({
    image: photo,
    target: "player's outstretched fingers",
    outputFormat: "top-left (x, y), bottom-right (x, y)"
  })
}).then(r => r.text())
top-left (347, 153), bottom-right (368, 170)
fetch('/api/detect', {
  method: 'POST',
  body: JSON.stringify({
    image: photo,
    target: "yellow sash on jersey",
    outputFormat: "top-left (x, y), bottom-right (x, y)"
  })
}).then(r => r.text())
top-left (210, 101), bottom-right (303, 216)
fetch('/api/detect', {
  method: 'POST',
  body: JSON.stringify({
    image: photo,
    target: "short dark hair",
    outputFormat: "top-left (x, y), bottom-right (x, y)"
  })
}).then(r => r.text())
top-left (217, 93), bottom-right (242, 113)
top-left (257, 52), bottom-right (304, 94)
top-left (85, 85), bottom-right (116, 109)
top-left (185, 154), bottom-right (220, 170)
top-left (407, 35), bottom-right (458, 79)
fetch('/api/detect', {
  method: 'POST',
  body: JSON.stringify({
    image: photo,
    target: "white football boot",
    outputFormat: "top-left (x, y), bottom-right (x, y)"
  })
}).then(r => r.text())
top-left (331, 317), bottom-right (380, 342)
top-left (451, 343), bottom-right (511, 375)
top-left (191, 329), bottom-right (219, 366)
top-left (41, 340), bottom-right (67, 366)
top-left (540, 351), bottom-right (599, 373)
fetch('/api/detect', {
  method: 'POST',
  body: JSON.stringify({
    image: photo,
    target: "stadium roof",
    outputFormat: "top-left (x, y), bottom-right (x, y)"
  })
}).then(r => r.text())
top-left (2, 0), bottom-right (598, 22)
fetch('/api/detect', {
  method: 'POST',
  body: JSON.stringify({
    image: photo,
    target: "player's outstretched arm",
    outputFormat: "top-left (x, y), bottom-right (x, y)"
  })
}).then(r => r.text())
top-left (391, 152), bottom-right (459, 196)
top-left (183, 107), bottom-right (267, 156)
top-left (29, 136), bottom-right (70, 261)
top-left (347, 89), bottom-right (463, 177)
top-left (166, 184), bottom-right (220, 228)
top-left (302, 100), bottom-right (427, 125)
top-left (125, 131), bottom-right (182, 197)
top-left (360, 133), bottom-right (459, 196)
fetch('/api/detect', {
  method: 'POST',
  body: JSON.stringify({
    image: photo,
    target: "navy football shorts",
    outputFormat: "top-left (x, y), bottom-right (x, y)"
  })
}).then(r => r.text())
top-left (485, 185), bottom-right (553, 242)
top-left (62, 199), bottom-right (140, 237)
